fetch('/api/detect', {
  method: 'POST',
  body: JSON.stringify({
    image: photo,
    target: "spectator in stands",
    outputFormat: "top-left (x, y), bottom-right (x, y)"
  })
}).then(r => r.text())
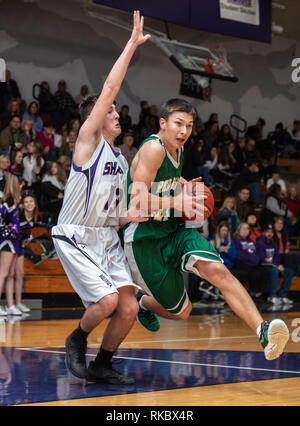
top-left (22, 140), bottom-right (44, 191)
top-left (273, 215), bottom-right (300, 279)
top-left (201, 121), bottom-right (219, 155)
top-left (232, 160), bottom-right (262, 208)
top-left (68, 118), bottom-right (81, 134)
top-left (0, 154), bottom-right (10, 195)
top-left (286, 120), bottom-right (300, 158)
top-left (0, 115), bottom-right (26, 154)
top-left (59, 129), bottom-right (76, 160)
top-left (234, 187), bottom-right (253, 222)
top-left (38, 81), bottom-right (61, 125)
top-left (23, 101), bottom-right (44, 133)
top-left (19, 191), bottom-right (55, 267)
top-left (245, 137), bottom-right (261, 164)
top-left (36, 121), bottom-right (56, 162)
top-left (266, 170), bottom-right (287, 195)
top-left (137, 100), bottom-right (150, 130)
top-left (54, 80), bottom-right (78, 122)
top-left (75, 84), bottom-right (89, 105)
top-left (9, 149), bottom-right (24, 179)
top-left (260, 158), bottom-right (275, 185)
top-left (233, 136), bottom-right (248, 172)
top-left (0, 70), bottom-right (23, 115)
top-left (218, 124), bottom-right (233, 147)
top-left (183, 138), bottom-right (211, 185)
top-left (260, 183), bottom-right (288, 228)
top-left (287, 120), bottom-right (300, 143)
top-left (57, 155), bottom-right (71, 178)
top-left (284, 183), bottom-right (300, 236)
top-left (139, 114), bottom-right (160, 141)
top-left (217, 196), bottom-right (240, 233)
top-left (209, 222), bottom-right (237, 269)
top-left (40, 161), bottom-right (66, 223)
top-left (118, 105), bottom-right (132, 137)
top-left (53, 121), bottom-right (68, 151)
top-left (204, 113), bottom-right (218, 130)
top-left (22, 117), bottom-right (36, 145)
top-left (217, 142), bottom-right (238, 181)
top-left (246, 212), bottom-right (261, 242)
top-left (0, 173), bottom-right (22, 316)
top-left (267, 122), bottom-right (291, 156)
top-left (256, 223), bottom-right (293, 305)
top-left (119, 132), bottom-right (137, 166)
top-left (232, 222), bottom-right (269, 297)
top-left (204, 146), bottom-right (218, 185)
top-left (148, 104), bottom-right (159, 128)
top-left (0, 98), bottom-right (21, 132)
top-left (246, 117), bottom-right (266, 142)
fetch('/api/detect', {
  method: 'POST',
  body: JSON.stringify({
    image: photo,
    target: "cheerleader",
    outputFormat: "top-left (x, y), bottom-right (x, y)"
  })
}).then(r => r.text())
top-left (0, 173), bottom-right (28, 316)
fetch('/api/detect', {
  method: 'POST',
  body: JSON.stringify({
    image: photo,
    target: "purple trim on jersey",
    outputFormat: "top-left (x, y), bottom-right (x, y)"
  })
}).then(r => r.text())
top-left (71, 142), bottom-right (105, 217)
top-left (107, 141), bottom-right (121, 158)
top-left (72, 161), bottom-right (82, 172)
top-left (83, 142), bottom-right (105, 217)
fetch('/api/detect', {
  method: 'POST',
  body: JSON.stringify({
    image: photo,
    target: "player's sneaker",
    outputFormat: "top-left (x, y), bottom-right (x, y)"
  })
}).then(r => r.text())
top-left (86, 361), bottom-right (135, 385)
top-left (259, 319), bottom-right (289, 361)
top-left (136, 291), bottom-right (160, 332)
top-left (65, 333), bottom-right (87, 379)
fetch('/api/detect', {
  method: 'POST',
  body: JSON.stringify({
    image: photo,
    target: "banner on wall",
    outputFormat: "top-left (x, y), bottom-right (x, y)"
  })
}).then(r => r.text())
top-left (219, 0), bottom-right (260, 26)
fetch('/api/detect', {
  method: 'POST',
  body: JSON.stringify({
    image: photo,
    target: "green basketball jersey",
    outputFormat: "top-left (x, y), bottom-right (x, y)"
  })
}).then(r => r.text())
top-left (124, 134), bottom-right (184, 242)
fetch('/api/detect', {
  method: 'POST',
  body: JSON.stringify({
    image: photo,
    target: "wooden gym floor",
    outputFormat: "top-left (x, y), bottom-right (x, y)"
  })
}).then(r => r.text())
top-left (0, 304), bottom-right (299, 406)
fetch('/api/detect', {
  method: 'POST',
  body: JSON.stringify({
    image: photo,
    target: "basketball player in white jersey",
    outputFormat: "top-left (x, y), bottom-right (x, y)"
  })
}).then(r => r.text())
top-left (51, 11), bottom-right (153, 384)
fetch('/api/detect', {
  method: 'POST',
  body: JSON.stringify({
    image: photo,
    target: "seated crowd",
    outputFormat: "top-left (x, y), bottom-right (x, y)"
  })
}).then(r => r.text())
top-left (0, 70), bottom-right (299, 315)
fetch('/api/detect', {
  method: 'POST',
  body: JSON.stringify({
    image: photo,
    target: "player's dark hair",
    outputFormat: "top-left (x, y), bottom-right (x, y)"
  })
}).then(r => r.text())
top-left (79, 95), bottom-right (99, 122)
top-left (79, 96), bottom-right (117, 122)
top-left (160, 98), bottom-right (197, 121)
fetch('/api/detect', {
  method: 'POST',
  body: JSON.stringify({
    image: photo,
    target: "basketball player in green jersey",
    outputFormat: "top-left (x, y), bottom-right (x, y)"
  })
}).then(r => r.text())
top-left (124, 98), bottom-right (289, 361)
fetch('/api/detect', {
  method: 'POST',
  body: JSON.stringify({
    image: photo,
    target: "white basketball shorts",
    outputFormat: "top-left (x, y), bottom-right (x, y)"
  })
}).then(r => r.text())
top-left (51, 224), bottom-right (137, 308)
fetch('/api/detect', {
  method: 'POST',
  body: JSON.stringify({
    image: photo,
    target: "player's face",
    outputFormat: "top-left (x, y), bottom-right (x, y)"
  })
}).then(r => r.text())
top-left (160, 112), bottom-right (194, 151)
top-left (102, 104), bottom-right (121, 139)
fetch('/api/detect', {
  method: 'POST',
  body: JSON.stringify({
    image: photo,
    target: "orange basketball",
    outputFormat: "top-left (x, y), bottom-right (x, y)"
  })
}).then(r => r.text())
top-left (181, 182), bottom-right (214, 222)
top-left (203, 184), bottom-right (214, 220)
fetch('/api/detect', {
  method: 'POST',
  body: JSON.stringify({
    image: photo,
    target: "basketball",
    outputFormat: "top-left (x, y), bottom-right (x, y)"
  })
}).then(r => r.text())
top-left (181, 182), bottom-right (214, 222)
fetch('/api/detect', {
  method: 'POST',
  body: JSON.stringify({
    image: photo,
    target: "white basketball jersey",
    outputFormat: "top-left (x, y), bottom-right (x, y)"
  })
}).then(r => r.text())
top-left (58, 137), bottom-right (128, 227)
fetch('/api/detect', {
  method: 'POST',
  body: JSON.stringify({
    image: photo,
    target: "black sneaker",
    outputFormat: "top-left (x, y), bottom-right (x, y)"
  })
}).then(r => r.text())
top-left (65, 334), bottom-right (87, 379)
top-left (86, 361), bottom-right (135, 385)
top-left (136, 291), bottom-right (160, 332)
top-left (259, 319), bottom-right (289, 360)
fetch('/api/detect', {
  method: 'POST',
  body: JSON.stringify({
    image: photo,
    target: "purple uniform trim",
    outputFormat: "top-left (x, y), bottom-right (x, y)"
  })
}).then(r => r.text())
top-left (72, 142), bottom-right (105, 217)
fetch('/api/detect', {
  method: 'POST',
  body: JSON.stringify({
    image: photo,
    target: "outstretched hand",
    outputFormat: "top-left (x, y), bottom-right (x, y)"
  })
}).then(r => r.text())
top-left (130, 10), bottom-right (151, 46)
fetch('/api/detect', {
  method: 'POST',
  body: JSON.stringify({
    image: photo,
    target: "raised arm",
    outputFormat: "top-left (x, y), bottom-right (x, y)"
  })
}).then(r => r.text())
top-left (75, 11), bottom-right (150, 165)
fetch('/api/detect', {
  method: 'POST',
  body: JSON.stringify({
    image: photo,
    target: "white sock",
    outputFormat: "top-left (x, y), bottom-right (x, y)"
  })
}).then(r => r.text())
top-left (256, 323), bottom-right (262, 338)
top-left (139, 295), bottom-right (148, 311)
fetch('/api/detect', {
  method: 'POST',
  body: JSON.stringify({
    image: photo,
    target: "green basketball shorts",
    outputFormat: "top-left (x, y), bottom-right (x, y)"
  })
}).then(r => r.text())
top-left (124, 226), bottom-right (223, 315)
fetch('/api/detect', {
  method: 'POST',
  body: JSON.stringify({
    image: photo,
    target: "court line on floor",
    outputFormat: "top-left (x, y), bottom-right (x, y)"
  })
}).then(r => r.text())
top-left (15, 347), bottom-right (300, 375)
top-left (22, 335), bottom-right (258, 349)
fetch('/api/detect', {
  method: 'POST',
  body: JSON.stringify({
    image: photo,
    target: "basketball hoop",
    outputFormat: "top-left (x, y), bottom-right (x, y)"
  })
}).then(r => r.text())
top-left (204, 45), bottom-right (228, 74)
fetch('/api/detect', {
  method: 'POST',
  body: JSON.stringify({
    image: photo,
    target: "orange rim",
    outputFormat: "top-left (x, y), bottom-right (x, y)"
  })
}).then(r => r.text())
top-left (207, 45), bottom-right (226, 69)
